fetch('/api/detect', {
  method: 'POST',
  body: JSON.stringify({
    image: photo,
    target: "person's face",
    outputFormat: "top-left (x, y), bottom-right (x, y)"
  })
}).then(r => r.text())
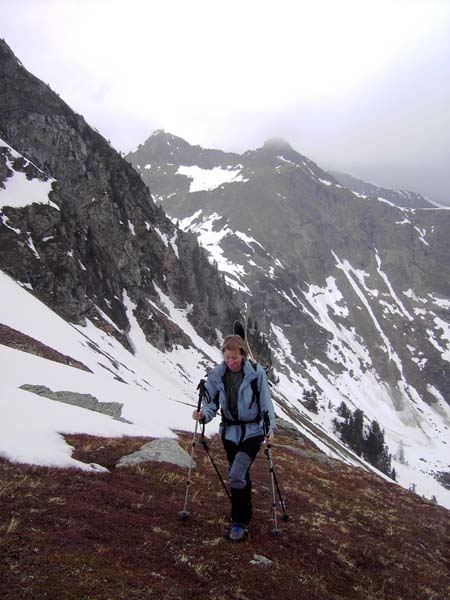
top-left (224, 349), bottom-right (244, 373)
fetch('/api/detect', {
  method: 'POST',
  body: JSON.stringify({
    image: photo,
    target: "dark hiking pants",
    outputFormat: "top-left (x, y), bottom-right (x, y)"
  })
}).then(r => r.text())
top-left (223, 435), bottom-right (263, 526)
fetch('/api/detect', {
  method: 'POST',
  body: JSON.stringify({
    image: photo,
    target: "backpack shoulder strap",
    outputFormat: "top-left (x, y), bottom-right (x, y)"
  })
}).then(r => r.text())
top-left (249, 361), bottom-right (261, 411)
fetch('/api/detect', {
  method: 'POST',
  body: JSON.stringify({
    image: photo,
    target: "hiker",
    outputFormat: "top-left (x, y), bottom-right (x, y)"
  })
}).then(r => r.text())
top-left (192, 334), bottom-right (276, 541)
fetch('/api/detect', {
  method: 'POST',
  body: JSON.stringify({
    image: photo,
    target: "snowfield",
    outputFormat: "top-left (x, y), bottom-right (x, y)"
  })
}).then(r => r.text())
top-left (0, 137), bottom-right (57, 211)
top-left (0, 269), bottom-right (219, 469)
top-left (177, 164), bottom-right (248, 192)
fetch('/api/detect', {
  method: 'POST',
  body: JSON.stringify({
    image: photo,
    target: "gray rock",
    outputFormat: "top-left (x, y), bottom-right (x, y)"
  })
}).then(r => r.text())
top-left (117, 438), bottom-right (195, 468)
top-left (277, 443), bottom-right (333, 467)
top-left (275, 416), bottom-right (305, 444)
top-left (20, 384), bottom-right (128, 422)
top-left (250, 554), bottom-right (273, 567)
top-left (329, 170), bottom-right (434, 209)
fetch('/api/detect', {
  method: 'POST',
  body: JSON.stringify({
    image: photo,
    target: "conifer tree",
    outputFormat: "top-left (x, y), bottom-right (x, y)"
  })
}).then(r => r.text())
top-left (334, 406), bottom-right (393, 476)
top-left (348, 409), bottom-right (365, 456)
top-left (363, 420), bottom-right (392, 475)
top-left (337, 401), bottom-right (351, 420)
top-left (302, 389), bottom-right (319, 413)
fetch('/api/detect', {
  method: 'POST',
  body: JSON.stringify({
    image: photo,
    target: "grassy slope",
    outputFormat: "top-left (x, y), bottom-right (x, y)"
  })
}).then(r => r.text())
top-left (1, 432), bottom-right (449, 600)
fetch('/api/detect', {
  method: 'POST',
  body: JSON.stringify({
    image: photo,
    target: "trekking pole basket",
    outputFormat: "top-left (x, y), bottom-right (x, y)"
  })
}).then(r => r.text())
top-left (263, 410), bottom-right (289, 533)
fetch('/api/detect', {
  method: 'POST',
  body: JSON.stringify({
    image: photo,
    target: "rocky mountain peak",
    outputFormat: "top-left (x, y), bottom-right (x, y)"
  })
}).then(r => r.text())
top-left (130, 129), bottom-right (241, 171)
top-left (262, 137), bottom-right (295, 153)
top-left (0, 38), bottom-right (16, 61)
top-left (131, 129), bottom-right (192, 159)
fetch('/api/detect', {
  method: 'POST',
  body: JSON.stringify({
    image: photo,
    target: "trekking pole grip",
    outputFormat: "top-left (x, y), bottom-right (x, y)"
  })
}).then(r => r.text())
top-left (196, 379), bottom-right (206, 412)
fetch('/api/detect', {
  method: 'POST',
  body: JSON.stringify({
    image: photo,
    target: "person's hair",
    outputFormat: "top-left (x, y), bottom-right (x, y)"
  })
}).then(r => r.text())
top-left (222, 335), bottom-right (248, 357)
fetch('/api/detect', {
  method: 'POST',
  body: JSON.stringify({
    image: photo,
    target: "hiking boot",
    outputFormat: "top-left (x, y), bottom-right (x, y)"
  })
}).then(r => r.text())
top-left (229, 523), bottom-right (249, 542)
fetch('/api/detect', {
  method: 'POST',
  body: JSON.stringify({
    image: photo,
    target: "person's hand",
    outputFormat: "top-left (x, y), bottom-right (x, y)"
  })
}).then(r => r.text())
top-left (265, 433), bottom-right (275, 445)
top-left (192, 410), bottom-right (204, 421)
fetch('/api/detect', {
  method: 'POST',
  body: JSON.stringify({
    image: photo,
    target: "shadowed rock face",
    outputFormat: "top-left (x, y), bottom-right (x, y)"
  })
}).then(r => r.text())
top-left (0, 40), bottom-right (238, 352)
top-left (128, 130), bottom-right (450, 406)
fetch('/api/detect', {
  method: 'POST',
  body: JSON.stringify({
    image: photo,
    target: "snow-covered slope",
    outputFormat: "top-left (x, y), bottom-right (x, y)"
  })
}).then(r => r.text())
top-left (5, 134), bottom-right (446, 496)
top-left (1, 268), bottom-right (221, 468)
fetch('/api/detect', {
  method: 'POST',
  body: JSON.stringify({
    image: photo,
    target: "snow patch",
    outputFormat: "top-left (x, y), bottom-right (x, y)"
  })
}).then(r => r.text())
top-left (177, 211), bottom-right (250, 293)
top-left (0, 138), bottom-right (58, 210)
top-left (177, 165), bottom-right (248, 192)
top-left (375, 250), bottom-right (413, 321)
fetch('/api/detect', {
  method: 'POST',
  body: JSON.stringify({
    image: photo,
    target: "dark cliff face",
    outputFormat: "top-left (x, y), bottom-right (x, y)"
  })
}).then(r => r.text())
top-left (0, 40), bottom-right (236, 349)
top-left (128, 131), bottom-right (450, 405)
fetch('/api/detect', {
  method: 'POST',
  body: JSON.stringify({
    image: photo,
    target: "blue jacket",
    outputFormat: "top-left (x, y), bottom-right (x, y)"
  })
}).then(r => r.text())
top-left (202, 359), bottom-right (276, 444)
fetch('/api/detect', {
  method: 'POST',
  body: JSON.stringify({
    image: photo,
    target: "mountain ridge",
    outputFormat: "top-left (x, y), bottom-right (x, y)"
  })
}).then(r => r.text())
top-left (328, 169), bottom-right (436, 209)
top-left (127, 130), bottom-right (450, 504)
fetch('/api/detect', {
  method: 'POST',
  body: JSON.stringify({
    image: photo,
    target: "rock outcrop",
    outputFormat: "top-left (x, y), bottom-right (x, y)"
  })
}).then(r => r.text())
top-left (0, 40), bottom-right (238, 354)
top-left (20, 384), bottom-right (128, 422)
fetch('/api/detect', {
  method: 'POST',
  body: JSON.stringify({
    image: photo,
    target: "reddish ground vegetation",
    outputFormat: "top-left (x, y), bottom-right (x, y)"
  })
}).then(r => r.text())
top-left (0, 323), bottom-right (91, 372)
top-left (0, 431), bottom-right (449, 600)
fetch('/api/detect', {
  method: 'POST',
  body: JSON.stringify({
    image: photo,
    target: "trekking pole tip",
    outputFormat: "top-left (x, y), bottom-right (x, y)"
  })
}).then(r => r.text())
top-left (271, 528), bottom-right (282, 536)
top-left (178, 511), bottom-right (190, 521)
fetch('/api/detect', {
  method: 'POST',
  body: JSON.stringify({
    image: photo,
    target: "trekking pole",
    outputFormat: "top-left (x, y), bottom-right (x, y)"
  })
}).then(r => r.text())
top-left (179, 379), bottom-right (206, 520)
top-left (199, 430), bottom-right (231, 502)
top-left (195, 381), bottom-right (231, 501)
top-left (262, 412), bottom-right (289, 520)
top-left (263, 411), bottom-right (289, 534)
top-left (271, 462), bottom-right (289, 521)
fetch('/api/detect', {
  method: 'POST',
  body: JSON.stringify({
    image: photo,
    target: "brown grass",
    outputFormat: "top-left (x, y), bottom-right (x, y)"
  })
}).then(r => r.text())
top-left (0, 431), bottom-right (449, 600)
top-left (0, 323), bottom-right (91, 372)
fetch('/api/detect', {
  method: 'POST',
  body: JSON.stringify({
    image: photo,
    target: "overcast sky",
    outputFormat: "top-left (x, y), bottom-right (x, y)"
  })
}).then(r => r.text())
top-left (2, 0), bottom-right (450, 204)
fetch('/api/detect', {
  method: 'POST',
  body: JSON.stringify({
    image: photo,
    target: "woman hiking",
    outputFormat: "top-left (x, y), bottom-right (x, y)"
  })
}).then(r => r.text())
top-left (192, 334), bottom-right (276, 542)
